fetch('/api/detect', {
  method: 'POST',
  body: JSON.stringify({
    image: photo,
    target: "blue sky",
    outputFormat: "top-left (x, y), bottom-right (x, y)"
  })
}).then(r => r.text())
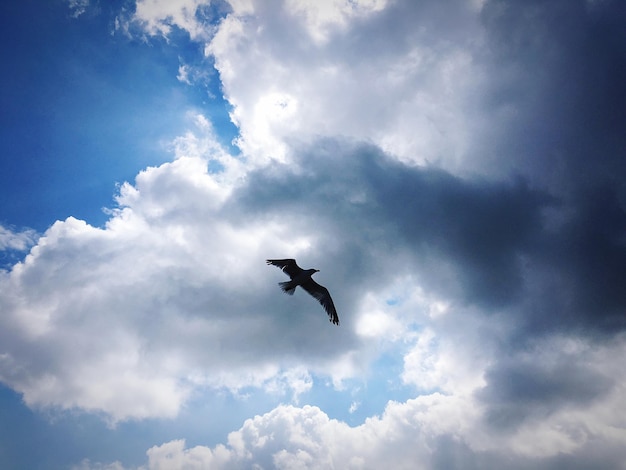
top-left (0, 0), bottom-right (236, 231)
top-left (1, 1), bottom-right (626, 469)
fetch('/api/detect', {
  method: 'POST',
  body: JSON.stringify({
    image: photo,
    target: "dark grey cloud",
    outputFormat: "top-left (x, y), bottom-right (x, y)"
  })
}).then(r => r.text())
top-left (545, 188), bottom-right (626, 331)
top-left (479, 0), bottom-right (626, 194)
top-left (229, 139), bottom-right (552, 318)
top-left (206, 0), bottom-right (626, 342)
top-left (474, 0), bottom-right (626, 336)
top-left (229, 130), bottom-right (624, 336)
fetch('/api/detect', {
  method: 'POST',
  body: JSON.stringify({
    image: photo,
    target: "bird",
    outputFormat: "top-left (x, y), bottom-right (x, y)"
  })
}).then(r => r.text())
top-left (266, 258), bottom-right (340, 325)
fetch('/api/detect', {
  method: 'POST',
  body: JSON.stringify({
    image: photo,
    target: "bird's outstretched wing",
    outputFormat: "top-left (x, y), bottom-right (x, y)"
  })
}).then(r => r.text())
top-left (266, 259), bottom-right (303, 279)
top-left (301, 279), bottom-right (340, 325)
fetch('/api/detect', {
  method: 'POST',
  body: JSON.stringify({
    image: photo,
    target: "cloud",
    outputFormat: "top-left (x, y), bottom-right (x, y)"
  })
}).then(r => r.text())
top-left (0, 129), bottom-right (616, 425)
top-left (121, 0), bottom-right (626, 217)
top-left (0, 120), bottom-right (536, 420)
top-left (0, 123), bottom-right (622, 425)
top-left (232, 140), bottom-right (554, 314)
top-left (131, 0), bottom-right (215, 40)
top-left (72, 460), bottom-right (125, 470)
top-left (477, 336), bottom-right (617, 432)
top-left (79, 350), bottom-right (626, 468)
top-left (128, 0), bottom-right (626, 260)
top-left (0, 225), bottom-right (38, 252)
top-left (0, 152), bottom-right (344, 421)
top-left (124, 0), bottom-right (626, 189)
top-left (66, 0), bottom-right (90, 18)
top-left (200, 0), bottom-right (486, 167)
top-left (284, 0), bottom-right (389, 44)
top-left (477, 0), bottom-right (626, 191)
top-left (140, 400), bottom-right (472, 469)
top-left (0, 225), bottom-right (38, 271)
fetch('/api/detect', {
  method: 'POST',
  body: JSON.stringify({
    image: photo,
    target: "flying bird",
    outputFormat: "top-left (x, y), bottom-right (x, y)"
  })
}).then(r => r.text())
top-left (266, 258), bottom-right (340, 325)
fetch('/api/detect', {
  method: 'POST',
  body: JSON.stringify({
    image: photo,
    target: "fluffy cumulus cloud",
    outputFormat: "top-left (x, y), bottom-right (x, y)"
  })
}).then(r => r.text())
top-left (3, 0), bottom-right (626, 468)
top-left (204, 0), bottom-right (486, 168)
top-left (0, 123), bottom-right (361, 422)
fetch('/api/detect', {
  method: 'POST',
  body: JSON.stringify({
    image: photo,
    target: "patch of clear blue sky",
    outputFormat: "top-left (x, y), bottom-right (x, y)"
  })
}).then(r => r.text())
top-left (0, 0), bottom-right (237, 233)
top-left (302, 352), bottom-right (415, 427)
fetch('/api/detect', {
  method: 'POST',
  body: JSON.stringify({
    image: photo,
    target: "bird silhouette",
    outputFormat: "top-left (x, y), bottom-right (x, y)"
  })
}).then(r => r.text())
top-left (266, 259), bottom-right (339, 325)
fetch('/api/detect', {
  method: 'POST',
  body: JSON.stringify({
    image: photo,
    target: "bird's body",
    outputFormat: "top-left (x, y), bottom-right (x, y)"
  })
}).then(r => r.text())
top-left (266, 259), bottom-right (340, 325)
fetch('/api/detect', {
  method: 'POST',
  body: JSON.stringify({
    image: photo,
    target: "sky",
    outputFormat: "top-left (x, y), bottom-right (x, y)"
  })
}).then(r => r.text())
top-left (0, 0), bottom-right (625, 468)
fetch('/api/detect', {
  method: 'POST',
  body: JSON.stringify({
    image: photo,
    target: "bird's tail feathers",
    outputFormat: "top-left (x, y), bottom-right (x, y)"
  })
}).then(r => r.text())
top-left (279, 281), bottom-right (296, 295)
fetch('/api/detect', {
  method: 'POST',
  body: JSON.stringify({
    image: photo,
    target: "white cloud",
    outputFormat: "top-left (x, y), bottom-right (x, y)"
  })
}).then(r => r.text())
top-left (72, 460), bottom-right (126, 470)
top-left (0, 225), bottom-right (38, 252)
top-left (132, 0), bottom-right (212, 40)
top-left (143, 439), bottom-right (232, 469)
top-left (349, 400), bottom-right (360, 413)
top-left (200, 0), bottom-right (486, 170)
top-left (66, 0), bottom-right (90, 18)
top-left (0, 124), bottom-right (319, 421)
top-left (285, 0), bottom-right (388, 44)
top-left (0, 124), bottom-right (391, 422)
top-left (123, 1), bottom-right (484, 167)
